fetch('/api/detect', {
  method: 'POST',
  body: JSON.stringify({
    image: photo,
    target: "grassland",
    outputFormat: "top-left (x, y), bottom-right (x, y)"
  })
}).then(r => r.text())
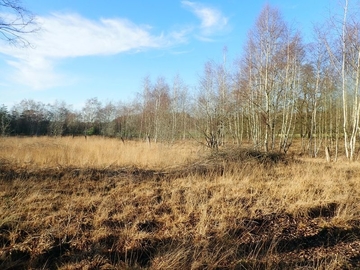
top-left (0, 136), bottom-right (360, 269)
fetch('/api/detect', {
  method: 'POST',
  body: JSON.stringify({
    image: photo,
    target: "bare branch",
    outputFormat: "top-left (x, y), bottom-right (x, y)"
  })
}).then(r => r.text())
top-left (0, 0), bottom-right (39, 47)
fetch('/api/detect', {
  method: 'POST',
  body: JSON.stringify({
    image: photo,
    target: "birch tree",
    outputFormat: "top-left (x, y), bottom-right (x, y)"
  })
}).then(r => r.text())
top-left (235, 38), bottom-right (262, 147)
top-left (300, 32), bottom-right (329, 157)
top-left (215, 47), bottom-right (231, 146)
top-left (323, 0), bottom-right (360, 160)
top-left (170, 74), bottom-right (189, 141)
top-left (82, 98), bottom-right (102, 135)
top-left (140, 75), bottom-right (153, 140)
top-left (277, 31), bottom-right (304, 153)
top-left (239, 4), bottom-right (301, 152)
top-left (196, 61), bottom-right (220, 149)
top-left (48, 100), bottom-right (71, 136)
top-left (0, 105), bottom-right (11, 136)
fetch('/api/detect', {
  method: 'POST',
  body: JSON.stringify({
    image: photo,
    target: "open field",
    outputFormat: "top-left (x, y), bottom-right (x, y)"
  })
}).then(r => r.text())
top-left (1, 137), bottom-right (360, 269)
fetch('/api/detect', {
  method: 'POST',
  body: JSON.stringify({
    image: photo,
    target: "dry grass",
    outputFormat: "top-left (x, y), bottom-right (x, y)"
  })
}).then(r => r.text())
top-left (0, 136), bottom-right (203, 169)
top-left (0, 137), bottom-right (360, 269)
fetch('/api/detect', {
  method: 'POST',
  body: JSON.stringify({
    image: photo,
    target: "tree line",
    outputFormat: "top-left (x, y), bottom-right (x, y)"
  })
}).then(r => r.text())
top-left (2, 2), bottom-right (360, 160)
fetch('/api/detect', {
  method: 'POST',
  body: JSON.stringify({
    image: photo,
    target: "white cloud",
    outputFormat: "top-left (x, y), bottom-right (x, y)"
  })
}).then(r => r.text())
top-left (0, 12), bottom-right (185, 90)
top-left (36, 13), bottom-right (163, 57)
top-left (7, 58), bottom-right (64, 89)
top-left (182, 1), bottom-right (228, 36)
top-left (0, 5), bottom-right (230, 91)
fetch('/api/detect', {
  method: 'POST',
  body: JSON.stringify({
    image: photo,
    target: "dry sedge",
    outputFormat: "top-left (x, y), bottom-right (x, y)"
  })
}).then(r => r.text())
top-left (0, 137), bottom-right (360, 269)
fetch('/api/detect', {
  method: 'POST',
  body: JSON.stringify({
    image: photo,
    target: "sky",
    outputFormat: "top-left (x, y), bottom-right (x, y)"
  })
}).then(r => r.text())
top-left (0, 0), bottom-right (334, 110)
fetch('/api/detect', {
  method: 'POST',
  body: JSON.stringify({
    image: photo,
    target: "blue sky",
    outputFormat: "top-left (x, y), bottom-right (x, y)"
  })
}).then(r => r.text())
top-left (0, 0), bottom-right (333, 109)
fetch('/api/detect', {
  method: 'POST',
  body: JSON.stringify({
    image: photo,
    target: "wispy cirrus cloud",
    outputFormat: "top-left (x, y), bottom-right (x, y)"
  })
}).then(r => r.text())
top-left (181, 1), bottom-right (229, 38)
top-left (0, 12), bottom-right (186, 90)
